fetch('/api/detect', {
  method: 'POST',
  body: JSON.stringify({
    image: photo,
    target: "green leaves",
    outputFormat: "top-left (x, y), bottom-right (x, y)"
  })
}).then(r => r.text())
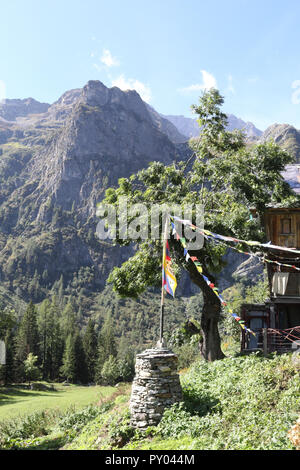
top-left (107, 245), bottom-right (162, 298)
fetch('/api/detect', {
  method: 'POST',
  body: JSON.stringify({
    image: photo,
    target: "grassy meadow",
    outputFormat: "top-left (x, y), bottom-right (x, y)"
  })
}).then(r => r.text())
top-left (0, 382), bottom-right (115, 421)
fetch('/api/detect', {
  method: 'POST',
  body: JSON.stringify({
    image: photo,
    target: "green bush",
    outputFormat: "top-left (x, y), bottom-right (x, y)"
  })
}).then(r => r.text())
top-left (154, 353), bottom-right (300, 450)
top-left (0, 410), bottom-right (58, 449)
top-left (179, 353), bottom-right (299, 449)
top-left (108, 409), bottom-right (136, 448)
top-left (56, 404), bottom-right (110, 434)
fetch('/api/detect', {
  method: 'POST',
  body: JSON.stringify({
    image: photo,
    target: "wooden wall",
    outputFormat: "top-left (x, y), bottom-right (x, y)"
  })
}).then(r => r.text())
top-left (264, 209), bottom-right (300, 249)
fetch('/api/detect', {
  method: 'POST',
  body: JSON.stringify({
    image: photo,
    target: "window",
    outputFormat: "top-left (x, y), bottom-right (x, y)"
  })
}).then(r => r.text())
top-left (281, 218), bottom-right (292, 234)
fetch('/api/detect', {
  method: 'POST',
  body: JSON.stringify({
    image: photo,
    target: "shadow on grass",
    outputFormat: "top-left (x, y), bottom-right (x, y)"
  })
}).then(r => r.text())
top-left (0, 385), bottom-right (63, 407)
top-left (182, 389), bottom-right (220, 416)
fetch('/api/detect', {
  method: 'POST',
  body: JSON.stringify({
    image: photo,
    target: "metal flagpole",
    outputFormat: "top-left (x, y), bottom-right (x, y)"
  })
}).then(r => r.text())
top-left (158, 215), bottom-right (169, 349)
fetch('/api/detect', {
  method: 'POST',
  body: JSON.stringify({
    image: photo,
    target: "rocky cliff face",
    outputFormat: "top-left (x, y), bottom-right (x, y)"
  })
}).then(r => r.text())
top-left (0, 98), bottom-right (50, 122)
top-left (0, 80), bottom-right (190, 301)
top-left (260, 123), bottom-right (300, 163)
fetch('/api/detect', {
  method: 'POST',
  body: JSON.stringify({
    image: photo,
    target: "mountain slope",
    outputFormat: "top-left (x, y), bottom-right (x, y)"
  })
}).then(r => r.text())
top-left (260, 123), bottom-right (300, 163)
top-left (0, 80), bottom-right (190, 304)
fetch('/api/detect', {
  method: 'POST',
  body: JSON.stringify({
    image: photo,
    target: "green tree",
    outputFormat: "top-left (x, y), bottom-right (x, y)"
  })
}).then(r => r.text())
top-left (60, 302), bottom-right (78, 339)
top-left (83, 319), bottom-right (98, 383)
top-left (24, 353), bottom-right (40, 385)
top-left (15, 301), bottom-right (40, 380)
top-left (95, 315), bottom-right (117, 383)
top-left (60, 334), bottom-right (76, 383)
top-left (74, 331), bottom-right (88, 384)
top-left (102, 89), bottom-right (295, 361)
top-left (101, 355), bottom-right (119, 385)
top-left (37, 298), bottom-right (64, 380)
top-left (117, 335), bottom-right (135, 382)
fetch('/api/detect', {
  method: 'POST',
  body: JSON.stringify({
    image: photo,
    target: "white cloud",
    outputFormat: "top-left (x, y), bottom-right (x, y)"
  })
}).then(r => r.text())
top-left (111, 74), bottom-right (152, 103)
top-left (0, 80), bottom-right (6, 103)
top-left (292, 80), bottom-right (300, 105)
top-left (101, 49), bottom-right (120, 68)
top-left (179, 70), bottom-right (217, 93)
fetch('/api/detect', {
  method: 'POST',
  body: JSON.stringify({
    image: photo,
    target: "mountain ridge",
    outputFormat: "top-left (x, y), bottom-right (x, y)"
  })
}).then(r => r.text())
top-left (0, 79), bottom-right (298, 318)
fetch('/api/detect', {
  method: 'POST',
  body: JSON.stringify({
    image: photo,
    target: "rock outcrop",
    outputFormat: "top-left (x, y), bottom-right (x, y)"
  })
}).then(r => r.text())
top-left (0, 80), bottom-right (190, 297)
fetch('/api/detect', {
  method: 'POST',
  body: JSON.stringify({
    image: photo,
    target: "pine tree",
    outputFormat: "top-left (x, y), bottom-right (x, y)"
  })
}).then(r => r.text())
top-left (38, 299), bottom-right (50, 379)
top-left (60, 302), bottom-right (77, 340)
top-left (94, 315), bottom-right (117, 384)
top-left (60, 334), bottom-right (76, 383)
top-left (38, 298), bottom-right (64, 381)
top-left (74, 332), bottom-right (88, 384)
top-left (117, 335), bottom-right (135, 382)
top-left (101, 315), bottom-right (117, 358)
top-left (15, 301), bottom-right (40, 381)
top-left (83, 319), bottom-right (98, 383)
top-left (57, 275), bottom-right (64, 307)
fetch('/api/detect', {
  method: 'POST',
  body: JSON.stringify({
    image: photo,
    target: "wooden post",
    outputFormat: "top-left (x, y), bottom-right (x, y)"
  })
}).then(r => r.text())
top-left (263, 328), bottom-right (268, 356)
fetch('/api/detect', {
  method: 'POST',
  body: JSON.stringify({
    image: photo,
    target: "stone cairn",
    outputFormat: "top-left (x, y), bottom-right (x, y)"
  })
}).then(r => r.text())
top-left (130, 348), bottom-right (182, 429)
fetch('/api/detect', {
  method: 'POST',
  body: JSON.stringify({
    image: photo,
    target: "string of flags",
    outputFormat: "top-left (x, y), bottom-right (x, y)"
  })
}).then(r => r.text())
top-left (203, 229), bottom-right (300, 272)
top-left (171, 215), bottom-right (300, 272)
top-left (169, 220), bottom-right (256, 336)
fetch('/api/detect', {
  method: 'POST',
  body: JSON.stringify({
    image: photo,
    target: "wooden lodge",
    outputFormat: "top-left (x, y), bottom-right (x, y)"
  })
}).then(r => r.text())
top-left (241, 166), bottom-right (300, 353)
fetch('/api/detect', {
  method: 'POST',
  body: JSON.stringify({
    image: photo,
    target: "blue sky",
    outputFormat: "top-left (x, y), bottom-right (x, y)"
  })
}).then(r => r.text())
top-left (1, 0), bottom-right (300, 130)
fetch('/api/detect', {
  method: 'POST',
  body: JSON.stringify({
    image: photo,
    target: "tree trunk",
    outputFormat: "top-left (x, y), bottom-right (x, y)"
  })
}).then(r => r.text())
top-left (189, 268), bottom-right (225, 361)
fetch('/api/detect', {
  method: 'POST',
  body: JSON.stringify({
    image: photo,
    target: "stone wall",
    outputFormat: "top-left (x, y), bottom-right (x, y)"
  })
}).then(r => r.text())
top-left (130, 348), bottom-right (182, 429)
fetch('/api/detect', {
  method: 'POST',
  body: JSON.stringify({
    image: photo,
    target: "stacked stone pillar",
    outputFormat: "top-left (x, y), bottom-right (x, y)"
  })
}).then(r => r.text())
top-left (130, 348), bottom-right (182, 429)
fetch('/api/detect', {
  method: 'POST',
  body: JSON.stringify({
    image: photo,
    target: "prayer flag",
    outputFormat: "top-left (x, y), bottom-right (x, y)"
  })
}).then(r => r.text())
top-left (162, 240), bottom-right (177, 297)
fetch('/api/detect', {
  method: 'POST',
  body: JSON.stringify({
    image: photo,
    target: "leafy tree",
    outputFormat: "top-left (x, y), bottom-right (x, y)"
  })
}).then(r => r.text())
top-left (102, 88), bottom-right (295, 361)
top-left (24, 353), bottom-right (40, 385)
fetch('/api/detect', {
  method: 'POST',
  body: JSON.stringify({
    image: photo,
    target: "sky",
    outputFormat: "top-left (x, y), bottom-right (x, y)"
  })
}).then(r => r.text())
top-left (1, 0), bottom-right (300, 131)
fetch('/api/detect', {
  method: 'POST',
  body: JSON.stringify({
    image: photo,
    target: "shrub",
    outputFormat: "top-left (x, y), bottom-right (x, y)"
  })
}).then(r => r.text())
top-left (0, 410), bottom-right (57, 449)
top-left (107, 409), bottom-right (136, 448)
top-left (56, 404), bottom-right (109, 434)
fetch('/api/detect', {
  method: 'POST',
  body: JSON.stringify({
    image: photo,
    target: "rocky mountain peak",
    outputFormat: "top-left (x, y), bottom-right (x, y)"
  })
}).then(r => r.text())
top-left (0, 97), bottom-right (50, 122)
top-left (260, 123), bottom-right (300, 162)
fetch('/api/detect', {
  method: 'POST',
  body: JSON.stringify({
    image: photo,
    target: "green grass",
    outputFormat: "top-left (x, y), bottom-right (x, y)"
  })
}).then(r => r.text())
top-left (52, 353), bottom-right (300, 451)
top-left (1, 354), bottom-right (299, 450)
top-left (0, 382), bottom-right (115, 421)
top-left (0, 384), bottom-right (131, 450)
